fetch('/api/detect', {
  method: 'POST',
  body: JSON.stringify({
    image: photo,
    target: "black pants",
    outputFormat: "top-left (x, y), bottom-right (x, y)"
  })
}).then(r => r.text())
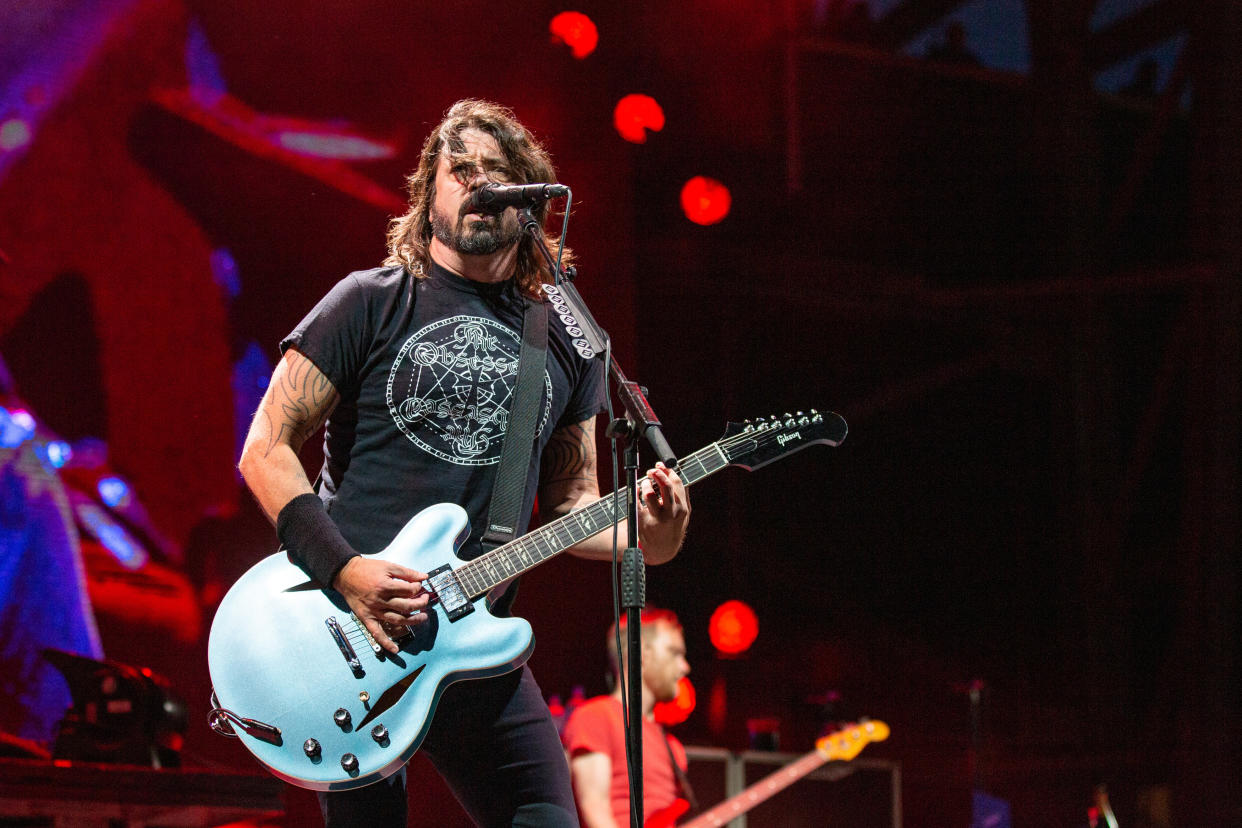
top-left (318, 665), bottom-right (579, 827)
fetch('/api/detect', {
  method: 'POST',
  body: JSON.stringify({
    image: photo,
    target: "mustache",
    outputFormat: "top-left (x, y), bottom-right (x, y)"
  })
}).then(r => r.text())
top-left (460, 205), bottom-right (497, 220)
top-left (461, 188), bottom-right (492, 219)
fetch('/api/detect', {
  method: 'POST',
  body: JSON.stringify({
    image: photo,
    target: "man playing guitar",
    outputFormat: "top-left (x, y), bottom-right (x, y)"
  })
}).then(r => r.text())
top-left (237, 99), bottom-right (690, 827)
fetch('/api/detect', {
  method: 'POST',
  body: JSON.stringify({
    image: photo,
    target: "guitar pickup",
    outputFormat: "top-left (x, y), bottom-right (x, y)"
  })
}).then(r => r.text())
top-left (426, 565), bottom-right (474, 622)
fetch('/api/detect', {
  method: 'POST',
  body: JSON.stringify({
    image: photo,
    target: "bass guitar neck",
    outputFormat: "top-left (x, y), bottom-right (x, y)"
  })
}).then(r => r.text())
top-left (645, 720), bottom-right (890, 828)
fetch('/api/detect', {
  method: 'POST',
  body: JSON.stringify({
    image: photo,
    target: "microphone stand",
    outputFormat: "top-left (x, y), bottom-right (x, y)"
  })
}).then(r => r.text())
top-left (518, 209), bottom-right (677, 828)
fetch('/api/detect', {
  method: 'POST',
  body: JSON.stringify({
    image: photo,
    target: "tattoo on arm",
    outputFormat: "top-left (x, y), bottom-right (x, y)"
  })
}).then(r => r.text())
top-left (540, 421), bottom-right (596, 486)
top-left (260, 355), bottom-right (337, 457)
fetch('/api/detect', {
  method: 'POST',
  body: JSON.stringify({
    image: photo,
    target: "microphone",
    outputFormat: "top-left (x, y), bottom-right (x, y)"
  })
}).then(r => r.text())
top-left (467, 183), bottom-right (569, 213)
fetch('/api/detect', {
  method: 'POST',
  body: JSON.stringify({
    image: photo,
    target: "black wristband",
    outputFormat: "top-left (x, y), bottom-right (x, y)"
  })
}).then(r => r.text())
top-left (276, 493), bottom-right (359, 587)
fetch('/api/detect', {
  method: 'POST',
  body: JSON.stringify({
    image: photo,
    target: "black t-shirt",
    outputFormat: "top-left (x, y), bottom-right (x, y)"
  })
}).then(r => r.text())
top-left (281, 262), bottom-right (605, 573)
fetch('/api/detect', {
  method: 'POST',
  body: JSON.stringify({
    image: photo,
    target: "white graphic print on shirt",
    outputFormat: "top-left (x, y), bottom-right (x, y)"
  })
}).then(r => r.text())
top-left (385, 315), bottom-right (551, 465)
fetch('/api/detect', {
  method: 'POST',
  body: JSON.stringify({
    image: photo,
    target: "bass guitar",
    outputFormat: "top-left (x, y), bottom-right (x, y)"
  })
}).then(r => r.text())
top-left (646, 720), bottom-right (890, 828)
top-left (207, 410), bottom-right (847, 791)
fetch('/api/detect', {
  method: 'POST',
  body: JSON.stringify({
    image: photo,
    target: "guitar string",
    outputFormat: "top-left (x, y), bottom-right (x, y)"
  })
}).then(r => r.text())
top-left (452, 441), bottom-right (714, 594)
top-left (451, 423), bottom-right (827, 598)
top-left (455, 427), bottom-right (785, 591)
top-left (328, 421), bottom-right (835, 653)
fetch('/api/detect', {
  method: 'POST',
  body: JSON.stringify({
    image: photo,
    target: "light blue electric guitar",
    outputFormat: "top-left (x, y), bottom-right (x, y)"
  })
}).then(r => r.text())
top-left (207, 410), bottom-right (847, 791)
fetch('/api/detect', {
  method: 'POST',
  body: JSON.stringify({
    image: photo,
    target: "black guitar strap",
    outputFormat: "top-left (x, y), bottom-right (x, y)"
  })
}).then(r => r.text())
top-left (662, 727), bottom-right (699, 811)
top-left (481, 295), bottom-right (548, 610)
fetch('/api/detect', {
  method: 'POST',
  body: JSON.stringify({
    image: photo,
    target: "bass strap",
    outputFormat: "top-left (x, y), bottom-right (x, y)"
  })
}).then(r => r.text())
top-left (662, 727), bottom-right (699, 812)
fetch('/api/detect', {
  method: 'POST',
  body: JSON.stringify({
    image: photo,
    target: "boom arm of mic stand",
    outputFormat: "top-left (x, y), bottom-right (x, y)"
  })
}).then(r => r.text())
top-left (517, 210), bottom-right (678, 469)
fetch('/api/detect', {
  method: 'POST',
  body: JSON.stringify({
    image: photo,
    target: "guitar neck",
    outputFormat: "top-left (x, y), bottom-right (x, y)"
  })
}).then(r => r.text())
top-left (681, 749), bottom-right (830, 828)
top-left (454, 441), bottom-right (730, 600)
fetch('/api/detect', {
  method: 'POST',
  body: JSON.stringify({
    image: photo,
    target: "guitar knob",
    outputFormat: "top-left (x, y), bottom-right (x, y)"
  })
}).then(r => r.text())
top-left (333, 708), bottom-right (351, 728)
top-left (340, 753), bottom-right (358, 773)
top-left (303, 738), bottom-right (321, 758)
top-left (371, 724), bottom-right (389, 743)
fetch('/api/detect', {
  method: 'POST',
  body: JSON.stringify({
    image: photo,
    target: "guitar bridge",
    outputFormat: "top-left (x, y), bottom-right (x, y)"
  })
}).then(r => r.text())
top-left (350, 614), bottom-right (417, 656)
top-left (425, 565), bottom-right (474, 622)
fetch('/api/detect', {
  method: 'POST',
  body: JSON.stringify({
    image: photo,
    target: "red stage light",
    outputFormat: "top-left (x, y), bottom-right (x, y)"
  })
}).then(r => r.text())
top-left (680, 176), bottom-right (732, 225)
top-left (549, 11), bottom-right (599, 59)
top-left (653, 676), bottom-right (696, 726)
top-left (613, 94), bottom-right (665, 144)
top-left (709, 599), bottom-right (758, 655)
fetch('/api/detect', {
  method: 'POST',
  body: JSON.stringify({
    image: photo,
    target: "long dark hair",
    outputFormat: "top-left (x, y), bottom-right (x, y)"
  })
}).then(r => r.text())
top-left (384, 99), bottom-right (572, 297)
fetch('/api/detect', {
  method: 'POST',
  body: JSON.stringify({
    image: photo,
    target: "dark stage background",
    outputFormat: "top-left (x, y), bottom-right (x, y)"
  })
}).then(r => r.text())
top-left (1, 1), bottom-right (1238, 826)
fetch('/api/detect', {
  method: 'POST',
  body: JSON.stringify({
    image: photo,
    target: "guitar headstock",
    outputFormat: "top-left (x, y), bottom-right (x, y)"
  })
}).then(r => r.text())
top-left (814, 719), bottom-right (890, 762)
top-left (718, 409), bottom-right (848, 471)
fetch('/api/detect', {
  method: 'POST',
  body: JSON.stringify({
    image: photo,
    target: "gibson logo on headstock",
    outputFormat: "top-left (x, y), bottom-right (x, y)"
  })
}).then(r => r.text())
top-left (777, 432), bottom-right (801, 445)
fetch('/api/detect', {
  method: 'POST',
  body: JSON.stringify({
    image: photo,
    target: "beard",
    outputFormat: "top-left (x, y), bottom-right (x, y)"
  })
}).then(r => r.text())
top-left (431, 203), bottom-right (521, 256)
top-left (655, 675), bottom-right (681, 703)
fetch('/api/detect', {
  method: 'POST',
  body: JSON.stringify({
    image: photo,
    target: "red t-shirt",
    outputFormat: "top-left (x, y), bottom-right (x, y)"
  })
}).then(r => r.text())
top-left (562, 695), bottom-right (688, 826)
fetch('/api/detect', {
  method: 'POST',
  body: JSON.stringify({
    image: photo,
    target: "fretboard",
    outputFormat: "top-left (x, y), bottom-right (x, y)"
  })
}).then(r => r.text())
top-left (682, 749), bottom-right (829, 828)
top-left (452, 439), bottom-right (731, 600)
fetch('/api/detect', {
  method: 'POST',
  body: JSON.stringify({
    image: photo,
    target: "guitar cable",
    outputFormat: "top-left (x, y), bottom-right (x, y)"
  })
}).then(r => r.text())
top-left (207, 690), bottom-right (282, 743)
